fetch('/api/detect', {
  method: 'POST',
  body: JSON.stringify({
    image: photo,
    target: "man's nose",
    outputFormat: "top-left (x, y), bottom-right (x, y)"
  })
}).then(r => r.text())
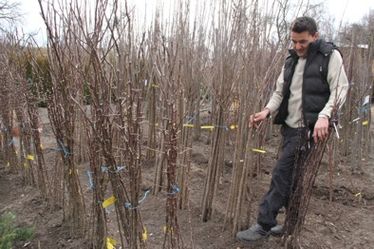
top-left (295, 42), bottom-right (302, 50)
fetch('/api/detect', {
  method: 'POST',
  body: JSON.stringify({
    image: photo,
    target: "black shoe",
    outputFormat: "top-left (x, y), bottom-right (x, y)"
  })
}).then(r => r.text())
top-left (270, 224), bottom-right (284, 236)
top-left (236, 224), bottom-right (270, 242)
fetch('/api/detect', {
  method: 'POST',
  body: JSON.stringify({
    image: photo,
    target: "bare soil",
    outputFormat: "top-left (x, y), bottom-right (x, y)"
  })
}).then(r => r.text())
top-left (0, 107), bottom-right (373, 249)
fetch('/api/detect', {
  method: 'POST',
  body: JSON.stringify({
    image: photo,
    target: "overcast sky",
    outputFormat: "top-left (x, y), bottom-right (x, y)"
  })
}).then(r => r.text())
top-left (13, 0), bottom-right (374, 45)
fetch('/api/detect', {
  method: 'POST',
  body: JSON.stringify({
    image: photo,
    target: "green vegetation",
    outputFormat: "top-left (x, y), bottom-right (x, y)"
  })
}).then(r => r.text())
top-left (0, 212), bottom-right (34, 249)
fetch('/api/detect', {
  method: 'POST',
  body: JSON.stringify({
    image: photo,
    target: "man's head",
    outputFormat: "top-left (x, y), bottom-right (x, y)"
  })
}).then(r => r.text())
top-left (290, 16), bottom-right (319, 57)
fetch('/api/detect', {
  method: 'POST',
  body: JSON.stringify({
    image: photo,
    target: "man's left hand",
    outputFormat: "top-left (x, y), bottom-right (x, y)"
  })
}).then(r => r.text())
top-left (313, 116), bottom-right (329, 143)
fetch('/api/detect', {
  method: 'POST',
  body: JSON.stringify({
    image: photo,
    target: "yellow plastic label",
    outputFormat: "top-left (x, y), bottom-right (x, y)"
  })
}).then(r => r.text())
top-left (201, 125), bottom-right (214, 130)
top-left (229, 124), bottom-right (238, 130)
top-left (362, 120), bottom-right (369, 126)
top-left (106, 237), bottom-right (116, 249)
top-left (142, 227), bottom-right (148, 241)
top-left (251, 148), bottom-right (266, 154)
top-left (102, 196), bottom-right (117, 208)
top-left (26, 154), bottom-right (35, 161)
top-left (163, 226), bottom-right (173, 233)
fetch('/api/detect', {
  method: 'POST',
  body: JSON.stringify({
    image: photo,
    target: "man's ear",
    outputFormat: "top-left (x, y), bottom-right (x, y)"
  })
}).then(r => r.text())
top-left (313, 32), bottom-right (320, 39)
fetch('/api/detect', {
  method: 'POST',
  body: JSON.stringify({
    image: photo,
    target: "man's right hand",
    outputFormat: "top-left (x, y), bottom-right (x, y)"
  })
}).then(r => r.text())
top-left (249, 108), bottom-right (270, 128)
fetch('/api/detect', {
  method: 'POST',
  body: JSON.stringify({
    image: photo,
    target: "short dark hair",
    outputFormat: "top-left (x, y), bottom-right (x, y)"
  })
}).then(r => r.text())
top-left (291, 16), bottom-right (318, 35)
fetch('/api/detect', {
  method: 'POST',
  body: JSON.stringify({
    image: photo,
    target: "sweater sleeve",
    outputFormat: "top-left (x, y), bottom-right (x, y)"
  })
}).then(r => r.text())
top-left (318, 50), bottom-right (349, 118)
top-left (265, 68), bottom-right (284, 113)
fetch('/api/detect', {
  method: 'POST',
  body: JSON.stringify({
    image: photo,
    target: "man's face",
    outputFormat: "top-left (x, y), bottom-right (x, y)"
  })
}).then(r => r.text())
top-left (291, 31), bottom-right (318, 58)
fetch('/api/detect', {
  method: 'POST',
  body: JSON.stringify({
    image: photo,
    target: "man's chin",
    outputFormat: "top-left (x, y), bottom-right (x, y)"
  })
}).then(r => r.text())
top-left (296, 52), bottom-right (306, 58)
top-left (296, 51), bottom-right (306, 58)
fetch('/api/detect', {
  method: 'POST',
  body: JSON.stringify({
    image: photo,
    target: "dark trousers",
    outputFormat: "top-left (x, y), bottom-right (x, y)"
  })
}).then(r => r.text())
top-left (257, 125), bottom-right (312, 231)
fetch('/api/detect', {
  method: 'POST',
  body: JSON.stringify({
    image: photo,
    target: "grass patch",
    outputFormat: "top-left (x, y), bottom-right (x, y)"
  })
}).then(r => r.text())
top-left (0, 212), bottom-right (34, 249)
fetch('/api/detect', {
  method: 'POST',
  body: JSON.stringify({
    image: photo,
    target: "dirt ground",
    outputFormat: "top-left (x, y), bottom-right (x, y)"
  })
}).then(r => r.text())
top-left (1, 107), bottom-right (374, 249)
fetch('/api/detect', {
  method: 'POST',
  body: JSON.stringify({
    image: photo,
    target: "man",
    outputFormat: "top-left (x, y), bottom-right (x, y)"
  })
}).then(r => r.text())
top-left (236, 16), bottom-right (349, 242)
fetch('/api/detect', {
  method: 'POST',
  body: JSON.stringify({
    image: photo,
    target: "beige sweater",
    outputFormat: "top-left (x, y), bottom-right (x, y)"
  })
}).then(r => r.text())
top-left (265, 50), bottom-right (349, 128)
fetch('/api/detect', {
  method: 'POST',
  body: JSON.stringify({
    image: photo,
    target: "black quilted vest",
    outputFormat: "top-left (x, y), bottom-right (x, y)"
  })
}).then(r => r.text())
top-left (273, 39), bottom-right (336, 129)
